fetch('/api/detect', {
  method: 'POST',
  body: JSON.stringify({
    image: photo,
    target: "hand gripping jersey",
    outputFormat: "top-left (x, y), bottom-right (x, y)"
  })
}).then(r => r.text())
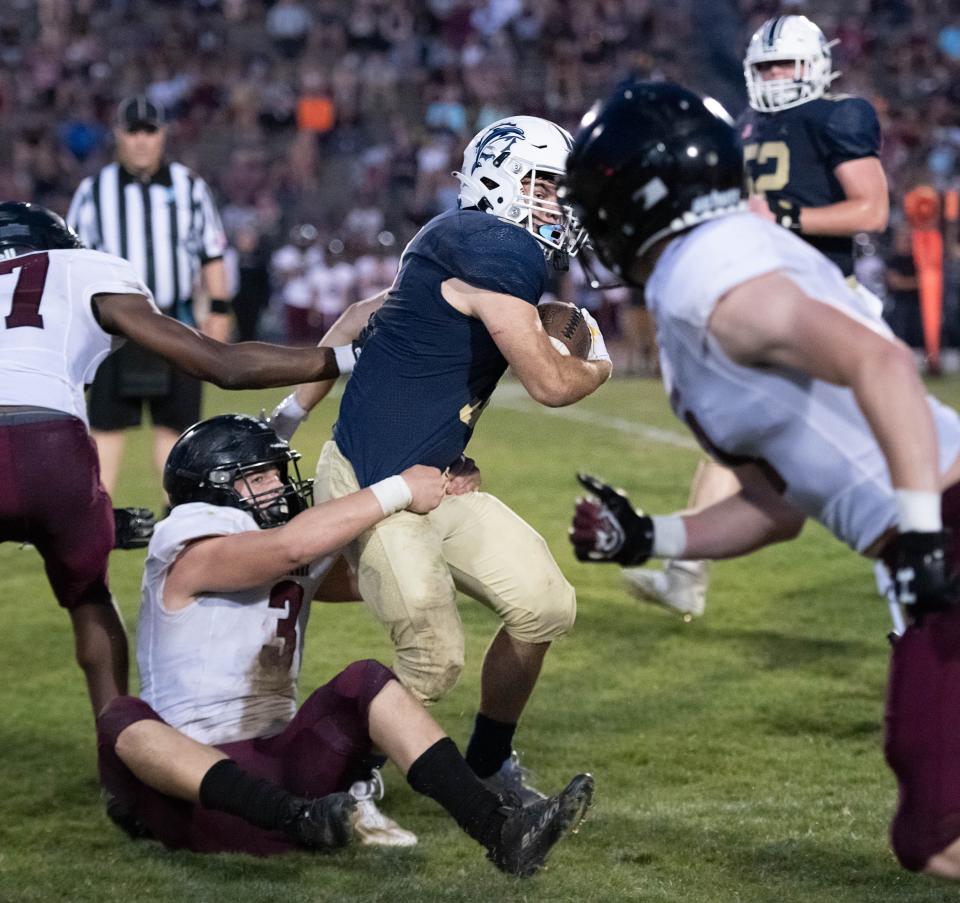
top-left (137, 504), bottom-right (335, 745)
top-left (646, 213), bottom-right (960, 554)
top-left (737, 95), bottom-right (881, 276)
top-left (0, 248), bottom-right (154, 423)
top-left (334, 208), bottom-right (548, 486)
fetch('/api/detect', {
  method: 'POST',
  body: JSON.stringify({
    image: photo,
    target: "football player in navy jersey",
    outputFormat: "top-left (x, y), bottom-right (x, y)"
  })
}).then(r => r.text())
top-left (270, 116), bottom-right (611, 807)
top-left (625, 14), bottom-right (891, 618)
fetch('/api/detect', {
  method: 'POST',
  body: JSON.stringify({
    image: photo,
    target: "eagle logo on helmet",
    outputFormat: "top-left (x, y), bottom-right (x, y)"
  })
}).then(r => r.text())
top-left (470, 123), bottom-right (526, 175)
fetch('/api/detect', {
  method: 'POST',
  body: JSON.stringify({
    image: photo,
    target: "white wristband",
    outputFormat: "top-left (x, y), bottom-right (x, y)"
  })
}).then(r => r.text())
top-left (370, 475), bottom-right (413, 516)
top-left (334, 344), bottom-right (357, 375)
top-left (895, 489), bottom-right (941, 532)
top-left (277, 393), bottom-right (308, 421)
top-left (651, 515), bottom-right (687, 558)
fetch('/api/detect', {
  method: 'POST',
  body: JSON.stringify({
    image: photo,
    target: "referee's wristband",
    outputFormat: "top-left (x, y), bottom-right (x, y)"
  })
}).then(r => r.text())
top-left (209, 298), bottom-right (232, 314)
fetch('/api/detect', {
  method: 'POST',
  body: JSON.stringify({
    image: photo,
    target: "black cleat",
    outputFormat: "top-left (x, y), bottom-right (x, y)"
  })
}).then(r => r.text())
top-left (282, 792), bottom-right (357, 850)
top-left (104, 792), bottom-right (154, 841)
top-left (488, 773), bottom-right (594, 877)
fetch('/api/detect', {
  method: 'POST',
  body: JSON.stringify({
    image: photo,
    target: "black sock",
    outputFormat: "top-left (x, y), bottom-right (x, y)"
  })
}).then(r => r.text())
top-left (465, 713), bottom-right (516, 778)
top-left (407, 737), bottom-right (507, 850)
top-left (198, 759), bottom-right (301, 831)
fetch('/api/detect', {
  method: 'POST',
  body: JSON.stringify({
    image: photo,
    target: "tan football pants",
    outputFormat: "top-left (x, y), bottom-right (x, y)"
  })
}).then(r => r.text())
top-left (315, 441), bottom-right (576, 703)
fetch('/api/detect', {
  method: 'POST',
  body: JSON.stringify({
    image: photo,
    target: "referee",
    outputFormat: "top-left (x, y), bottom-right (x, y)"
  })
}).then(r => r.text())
top-left (67, 95), bottom-right (232, 496)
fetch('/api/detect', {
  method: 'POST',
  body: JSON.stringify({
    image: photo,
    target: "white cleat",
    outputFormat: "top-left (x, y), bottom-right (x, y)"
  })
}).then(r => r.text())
top-left (482, 751), bottom-right (547, 807)
top-left (621, 559), bottom-right (709, 620)
top-left (348, 770), bottom-right (418, 847)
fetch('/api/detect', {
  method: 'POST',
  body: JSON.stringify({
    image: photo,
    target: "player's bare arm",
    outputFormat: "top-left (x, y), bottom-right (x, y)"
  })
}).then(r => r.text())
top-left (708, 271), bottom-right (939, 494)
top-left (93, 292), bottom-right (343, 387)
top-left (441, 278), bottom-right (610, 406)
top-left (798, 156), bottom-right (889, 236)
top-left (679, 463), bottom-right (805, 559)
top-left (162, 464), bottom-right (445, 606)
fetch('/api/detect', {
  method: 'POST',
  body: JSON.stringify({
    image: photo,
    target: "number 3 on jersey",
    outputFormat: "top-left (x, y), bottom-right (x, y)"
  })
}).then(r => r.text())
top-left (744, 141), bottom-right (791, 195)
top-left (0, 252), bottom-right (49, 329)
top-left (261, 579), bottom-right (305, 671)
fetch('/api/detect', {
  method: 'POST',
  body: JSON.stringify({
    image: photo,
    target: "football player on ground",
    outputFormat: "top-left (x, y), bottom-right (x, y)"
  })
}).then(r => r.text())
top-left (564, 79), bottom-right (960, 879)
top-left (267, 117), bottom-right (611, 815)
top-left (0, 202), bottom-right (358, 719)
top-left (97, 414), bottom-right (593, 877)
top-left (624, 14), bottom-right (890, 618)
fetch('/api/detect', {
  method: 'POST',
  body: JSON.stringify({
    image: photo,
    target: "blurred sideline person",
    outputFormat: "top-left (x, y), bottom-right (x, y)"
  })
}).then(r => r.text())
top-left (564, 79), bottom-right (960, 879)
top-left (268, 116), bottom-right (612, 806)
top-left (625, 15), bottom-right (890, 618)
top-left (67, 95), bottom-right (233, 496)
top-left (0, 202), bottom-right (356, 718)
top-left (97, 414), bottom-right (593, 876)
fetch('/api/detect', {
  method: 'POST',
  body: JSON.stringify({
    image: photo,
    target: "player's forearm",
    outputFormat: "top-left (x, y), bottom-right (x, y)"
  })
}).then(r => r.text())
top-left (849, 341), bottom-right (940, 492)
top-left (681, 489), bottom-right (804, 559)
top-left (183, 338), bottom-right (341, 388)
top-left (523, 357), bottom-right (610, 407)
top-left (799, 196), bottom-right (888, 236)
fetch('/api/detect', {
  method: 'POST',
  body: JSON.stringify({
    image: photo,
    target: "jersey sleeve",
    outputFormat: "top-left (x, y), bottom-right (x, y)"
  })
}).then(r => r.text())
top-left (822, 97), bottom-right (881, 167)
top-left (80, 252), bottom-right (159, 310)
top-left (149, 504), bottom-right (256, 569)
top-left (191, 175), bottom-right (228, 264)
top-left (651, 215), bottom-right (783, 328)
top-left (451, 219), bottom-right (548, 304)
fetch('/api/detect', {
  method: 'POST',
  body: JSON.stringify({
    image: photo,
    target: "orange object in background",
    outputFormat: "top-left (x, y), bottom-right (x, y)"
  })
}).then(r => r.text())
top-left (297, 96), bottom-right (335, 133)
top-left (904, 186), bottom-right (943, 372)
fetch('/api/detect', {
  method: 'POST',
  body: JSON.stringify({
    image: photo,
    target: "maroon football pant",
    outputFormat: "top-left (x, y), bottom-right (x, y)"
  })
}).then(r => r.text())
top-left (885, 482), bottom-right (960, 870)
top-left (0, 415), bottom-right (113, 610)
top-left (97, 659), bottom-right (395, 855)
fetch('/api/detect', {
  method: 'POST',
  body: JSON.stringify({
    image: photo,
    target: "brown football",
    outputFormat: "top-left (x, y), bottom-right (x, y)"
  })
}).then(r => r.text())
top-left (538, 301), bottom-right (591, 359)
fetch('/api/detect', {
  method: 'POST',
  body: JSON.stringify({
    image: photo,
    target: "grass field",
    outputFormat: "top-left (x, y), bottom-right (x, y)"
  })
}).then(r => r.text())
top-left (3, 375), bottom-right (960, 902)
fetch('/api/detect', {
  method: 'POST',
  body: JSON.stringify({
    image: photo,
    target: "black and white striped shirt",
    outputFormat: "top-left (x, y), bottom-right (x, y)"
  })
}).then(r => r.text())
top-left (67, 161), bottom-right (227, 324)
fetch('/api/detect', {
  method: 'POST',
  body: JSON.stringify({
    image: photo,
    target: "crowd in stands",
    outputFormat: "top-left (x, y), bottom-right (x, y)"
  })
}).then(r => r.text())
top-left (1, 0), bottom-right (958, 359)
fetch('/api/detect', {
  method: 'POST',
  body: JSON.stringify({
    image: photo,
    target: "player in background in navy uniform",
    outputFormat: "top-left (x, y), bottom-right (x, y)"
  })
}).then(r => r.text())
top-left (625, 14), bottom-right (891, 618)
top-left (270, 117), bottom-right (611, 813)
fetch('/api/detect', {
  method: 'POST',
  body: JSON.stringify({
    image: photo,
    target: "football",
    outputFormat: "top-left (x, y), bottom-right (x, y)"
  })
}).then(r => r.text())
top-left (538, 301), bottom-right (591, 359)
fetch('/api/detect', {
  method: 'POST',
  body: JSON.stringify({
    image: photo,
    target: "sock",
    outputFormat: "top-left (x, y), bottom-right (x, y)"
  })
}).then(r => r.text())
top-left (198, 759), bottom-right (301, 831)
top-left (407, 737), bottom-right (507, 850)
top-left (465, 713), bottom-right (517, 778)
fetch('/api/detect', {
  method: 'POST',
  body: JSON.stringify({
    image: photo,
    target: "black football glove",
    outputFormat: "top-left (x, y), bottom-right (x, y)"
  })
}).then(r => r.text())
top-left (769, 197), bottom-right (802, 232)
top-left (892, 530), bottom-right (958, 615)
top-left (570, 473), bottom-right (654, 566)
top-left (113, 507), bottom-right (156, 550)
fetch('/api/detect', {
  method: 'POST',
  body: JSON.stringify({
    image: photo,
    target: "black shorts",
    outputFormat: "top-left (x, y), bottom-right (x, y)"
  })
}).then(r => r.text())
top-left (87, 343), bottom-right (202, 433)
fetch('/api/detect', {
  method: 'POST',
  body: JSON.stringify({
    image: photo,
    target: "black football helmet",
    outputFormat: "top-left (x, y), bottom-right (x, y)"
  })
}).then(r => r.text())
top-left (562, 80), bottom-right (745, 284)
top-left (163, 414), bottom-right (312, 528)
top-left (0, 202), bottom-right (84, 260)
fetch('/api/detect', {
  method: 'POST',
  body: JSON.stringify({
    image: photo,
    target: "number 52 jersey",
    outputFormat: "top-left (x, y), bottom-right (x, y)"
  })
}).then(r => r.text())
top-left (0, 248), bottom-right (154, 424)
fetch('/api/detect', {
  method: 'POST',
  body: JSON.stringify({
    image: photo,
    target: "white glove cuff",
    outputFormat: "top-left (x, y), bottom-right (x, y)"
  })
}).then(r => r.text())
top-left (651, 515), bottom-right (687, 558)
top-left (370, 475), bottom-right (413, 516)
top-left (334, 344), bottom-right (357, 375)
top-left (895, 489), bottom-right (942, 532)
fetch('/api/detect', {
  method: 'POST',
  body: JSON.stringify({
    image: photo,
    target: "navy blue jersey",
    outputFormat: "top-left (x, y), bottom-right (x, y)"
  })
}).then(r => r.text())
top-left (334, 208), bottom-right (548, 486)
top-left (737, 95), bottom-right (881, 275)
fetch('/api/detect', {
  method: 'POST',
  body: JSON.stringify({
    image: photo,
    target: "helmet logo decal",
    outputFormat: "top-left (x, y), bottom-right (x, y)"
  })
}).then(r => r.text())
top-left (633, 177), bottom-right (669, 211)
top-left (471, 123), bottom-right (526, 174)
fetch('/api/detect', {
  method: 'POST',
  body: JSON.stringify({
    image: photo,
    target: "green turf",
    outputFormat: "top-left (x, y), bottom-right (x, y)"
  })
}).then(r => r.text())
top-left (3, 376), bottom-right (960, 902)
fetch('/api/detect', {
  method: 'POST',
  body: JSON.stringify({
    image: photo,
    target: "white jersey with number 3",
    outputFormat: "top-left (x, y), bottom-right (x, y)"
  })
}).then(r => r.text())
top-left (646, 213), bottom-right (960, 553)
top-left (137, 503), bottom-right (336, 745)
top-left (0, 248), bottom-right (154, 424)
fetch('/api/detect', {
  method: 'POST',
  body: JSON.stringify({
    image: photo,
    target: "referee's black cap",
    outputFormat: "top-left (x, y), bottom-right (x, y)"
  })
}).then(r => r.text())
top-left (116, 95), bottom-right (166, 132)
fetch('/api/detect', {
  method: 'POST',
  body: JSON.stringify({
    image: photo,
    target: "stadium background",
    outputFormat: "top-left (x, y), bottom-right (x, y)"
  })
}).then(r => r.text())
top-left (4, 1), bottom-right (960, 900)
top-left (1, 0), bottom-right (959, 358)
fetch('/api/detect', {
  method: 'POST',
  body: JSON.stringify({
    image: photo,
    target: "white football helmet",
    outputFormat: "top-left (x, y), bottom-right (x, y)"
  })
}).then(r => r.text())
top-left (454, 115), bottom-right (586, 264)
top-left (744, 15), bottom-right (839, 112)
